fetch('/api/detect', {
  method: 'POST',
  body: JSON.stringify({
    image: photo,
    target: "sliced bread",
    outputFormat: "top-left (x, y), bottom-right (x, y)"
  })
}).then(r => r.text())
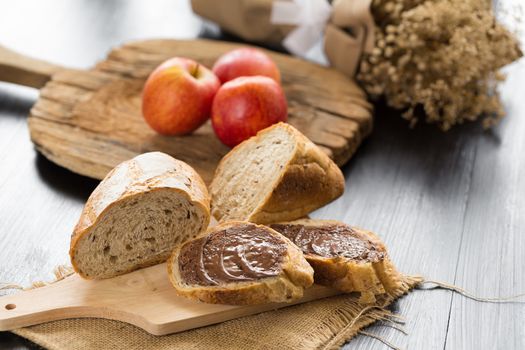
top-left (168, 221), bottom-right (314, 305)
top-left (270, 219), bottom-right (401, 303)
top-left (70, 152), bottom-right (210, 279)
top-left (209, 122), bottom-right (345, 224)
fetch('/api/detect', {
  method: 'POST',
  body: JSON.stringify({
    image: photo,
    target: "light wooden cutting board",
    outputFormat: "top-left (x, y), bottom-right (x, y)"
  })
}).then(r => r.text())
top-left (0, 263), bottom-right (340, 335)
top-left (0, 39), bottom-right (372, 183)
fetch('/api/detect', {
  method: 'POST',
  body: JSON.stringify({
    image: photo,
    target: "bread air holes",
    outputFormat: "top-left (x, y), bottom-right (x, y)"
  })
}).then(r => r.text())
top-left (103, 246), bottom-right (110, 255)
top-left (109, 255), bottom-right (118, 264)
top-left (125, 244), bottom-right (133, 251)
top-left (145, 237), bottom-right (156, 244)
top-left (164, 209), bottom-right (172, 215)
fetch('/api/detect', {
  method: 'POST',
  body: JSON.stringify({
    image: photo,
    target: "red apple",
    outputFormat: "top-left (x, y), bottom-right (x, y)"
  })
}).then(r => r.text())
top-left (212, 48), bottom-right (281, 84)
top-left (142, 57), bottom-right (220, 135)
top-left (212, 76), bottom-right (288, 147)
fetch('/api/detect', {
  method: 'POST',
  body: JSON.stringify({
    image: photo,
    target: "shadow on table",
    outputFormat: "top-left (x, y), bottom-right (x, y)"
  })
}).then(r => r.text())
top-left (370, 100), bottom-right (502, 147)
top-left (0, 83), bottom-right (38, 119)
top-left (0, 331), bottom-right (38, 350)
top-left (35, 153), bottom-right (99, 202)
top-left (341, 100), bottom-right (503, 195)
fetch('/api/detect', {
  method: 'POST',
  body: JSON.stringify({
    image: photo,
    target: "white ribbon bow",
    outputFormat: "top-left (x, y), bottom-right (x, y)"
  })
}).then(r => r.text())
top-left (271, 0), bottom-right (332, 62)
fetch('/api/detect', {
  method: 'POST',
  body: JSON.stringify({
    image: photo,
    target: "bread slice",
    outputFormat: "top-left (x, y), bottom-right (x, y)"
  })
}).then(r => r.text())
top-left (168, 221), bottom-right (314, 305)
top-left (269, 219), bottom-right (401, 303)
top-left (210, 122), bottom-right (345, 224)
top-left (70, 152), bottom-right (210, 279)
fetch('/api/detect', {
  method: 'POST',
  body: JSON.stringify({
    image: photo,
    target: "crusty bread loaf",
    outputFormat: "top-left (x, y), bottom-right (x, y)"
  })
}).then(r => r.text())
top-left (168, 221), bottom-right (314, 305)
top-left (70, 152), bottom-right (210, 279)
top-left (210, 122), bottom-right (344, 224)
top-left (270, 219), bottom-right (401, 303)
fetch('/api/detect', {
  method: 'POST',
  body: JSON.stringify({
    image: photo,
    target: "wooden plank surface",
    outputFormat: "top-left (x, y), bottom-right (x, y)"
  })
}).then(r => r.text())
top-left (27, 39), bottom-right (371, 184)
top-left (0, 0), bottom-right (524, 349)
top-left (314, 105), bottom-right (481, 349)
top-left (443, 62), bottom-right (525, 349)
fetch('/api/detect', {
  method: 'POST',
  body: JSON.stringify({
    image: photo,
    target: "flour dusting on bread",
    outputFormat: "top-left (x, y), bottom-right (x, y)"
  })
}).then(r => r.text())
top-left (70, 152), bottom-right (210, 279)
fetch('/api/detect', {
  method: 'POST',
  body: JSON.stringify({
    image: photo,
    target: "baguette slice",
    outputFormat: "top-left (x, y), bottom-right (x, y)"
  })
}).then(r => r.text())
top-left (270, 219), bottom-right (402, 303)
top-left (70, 152), bottom-right (210, 279)
top-left (168, 221), bottom-right (314, 305)
top-left (210, 122), bottom-right (344, 224)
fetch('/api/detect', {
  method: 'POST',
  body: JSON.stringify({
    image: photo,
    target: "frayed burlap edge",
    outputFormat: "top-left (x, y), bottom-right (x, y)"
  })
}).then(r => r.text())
top-left (7, 269), bottom-right (422, 350)
top-left (304, 275), bottom-right (422, 350)
top-left (0, 266), bottom-right (75, 292)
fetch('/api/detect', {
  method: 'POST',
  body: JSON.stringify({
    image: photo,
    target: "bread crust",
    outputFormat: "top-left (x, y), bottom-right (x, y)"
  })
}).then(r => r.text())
top-left (250, 124), bottom-right (344, 223)
top-left (70, 152), bottom-right (210, 279)
top-left (274, 219), bottom-right (402, 303)
top-left (210, 122), bottom-right (344, 224)
top-left (167, 221), bottom-right (314, 305)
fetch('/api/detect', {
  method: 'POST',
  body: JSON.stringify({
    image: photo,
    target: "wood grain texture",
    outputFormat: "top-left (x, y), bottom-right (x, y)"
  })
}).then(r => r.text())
top-left (443, 62), bottom-right (525, 350)
top-left (0, 0), bottom-right (523, 349)
top-left (0, 45), bottom-right (60, 89)
top-left (0, 264), bottom-right (340, 335)
top-left (318, 105), bottom-right (481, 349)
top-left (27, 39), bottom-right (372, 184)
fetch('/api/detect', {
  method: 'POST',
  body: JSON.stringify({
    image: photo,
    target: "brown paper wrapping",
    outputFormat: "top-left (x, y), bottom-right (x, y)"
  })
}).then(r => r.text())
top-left (190, 0), bottom-right (375, 77)
top-left (190, 0), bottom-right (294, 43)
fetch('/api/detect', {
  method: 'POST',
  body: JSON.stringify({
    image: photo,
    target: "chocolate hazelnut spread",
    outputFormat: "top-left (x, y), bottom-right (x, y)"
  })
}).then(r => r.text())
top-left (270, 223), bottom-right (385, 262)
top-left (178, 223), bottom-right (287, 286)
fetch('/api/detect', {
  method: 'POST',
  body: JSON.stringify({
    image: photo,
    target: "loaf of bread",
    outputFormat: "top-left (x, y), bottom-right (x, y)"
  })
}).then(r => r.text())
top-left (70, 152), bottom-right (210, 279)
top-left (210, 122), bottom-right (345, 224)
top-left (168, 221), bottom-right (314, 305)
top-left (270, 219), bottom-right (401, 303)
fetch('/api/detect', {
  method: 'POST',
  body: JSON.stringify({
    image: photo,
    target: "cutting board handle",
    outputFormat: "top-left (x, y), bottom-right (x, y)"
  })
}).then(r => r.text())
top-left (0, 45), bottom-right (62, 88)
top-left (0, 263), bottom-right (341, 336)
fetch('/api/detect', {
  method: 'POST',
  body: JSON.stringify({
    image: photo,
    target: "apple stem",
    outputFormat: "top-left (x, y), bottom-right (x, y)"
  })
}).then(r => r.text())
top-left (191, 63), bottom-right (200, 78)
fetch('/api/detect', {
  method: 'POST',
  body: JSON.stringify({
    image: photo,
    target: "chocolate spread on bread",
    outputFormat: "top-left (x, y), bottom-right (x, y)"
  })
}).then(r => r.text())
top-left (178, 223), bottom-right (287, 286)
top-left (270, 223), bottom-right (385, 262)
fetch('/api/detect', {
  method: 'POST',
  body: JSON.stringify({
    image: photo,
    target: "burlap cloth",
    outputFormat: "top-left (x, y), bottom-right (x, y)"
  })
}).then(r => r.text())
top-left (11, 275), bottom-right (421, 350)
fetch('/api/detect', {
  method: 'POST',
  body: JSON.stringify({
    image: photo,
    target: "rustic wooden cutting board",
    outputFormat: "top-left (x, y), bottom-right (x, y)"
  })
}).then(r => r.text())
top-left (0, 40), bottom-right (372, 183)
top-left (0, 263), bottom-right (341, 335)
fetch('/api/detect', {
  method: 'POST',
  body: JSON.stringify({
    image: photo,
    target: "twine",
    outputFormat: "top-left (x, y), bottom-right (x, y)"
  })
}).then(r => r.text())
top-left (417, 279), bottom-right (525, 304)
top-left (359, 330), bottom-right (403, 350)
